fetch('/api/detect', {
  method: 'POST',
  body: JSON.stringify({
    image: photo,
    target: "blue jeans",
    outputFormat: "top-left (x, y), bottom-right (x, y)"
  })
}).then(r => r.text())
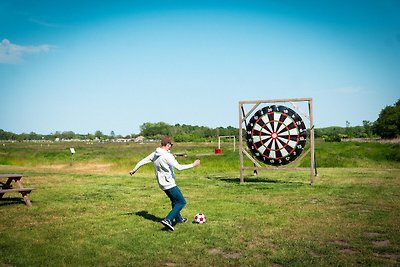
top-left (164, 186), bottom-right (186, 223)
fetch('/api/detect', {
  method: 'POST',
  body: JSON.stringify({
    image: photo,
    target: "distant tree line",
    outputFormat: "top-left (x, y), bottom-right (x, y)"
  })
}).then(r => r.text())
top-left (1, 99), bottom-right (398, 142)
top-left (139, 122), bottom-right (237, 142)
top-left (0, 129), bottom-right (118, 142)
top-left (315, 122), bottom-right (374, 142)
top-left (0, 125), bottom-right (237, 142)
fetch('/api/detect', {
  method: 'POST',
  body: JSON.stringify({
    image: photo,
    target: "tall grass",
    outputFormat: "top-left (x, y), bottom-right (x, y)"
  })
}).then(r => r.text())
top-left (1, 140), bottom-right (399, 170)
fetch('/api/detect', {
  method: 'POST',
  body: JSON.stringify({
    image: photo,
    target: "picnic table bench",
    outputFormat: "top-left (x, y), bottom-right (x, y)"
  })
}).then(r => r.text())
top-left (0, 174), bottom-right (33, 207)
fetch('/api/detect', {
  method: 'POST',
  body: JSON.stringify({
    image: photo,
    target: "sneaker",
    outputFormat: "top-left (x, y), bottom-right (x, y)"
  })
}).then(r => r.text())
top-left (161, 219), bottom-right (174, 231)
top-left (177, 218), bottom-right (188, 224)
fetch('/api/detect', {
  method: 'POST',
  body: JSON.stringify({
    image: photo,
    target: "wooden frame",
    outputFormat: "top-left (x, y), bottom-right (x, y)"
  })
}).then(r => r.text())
top-left (238, 98), bottom-right (317, 185)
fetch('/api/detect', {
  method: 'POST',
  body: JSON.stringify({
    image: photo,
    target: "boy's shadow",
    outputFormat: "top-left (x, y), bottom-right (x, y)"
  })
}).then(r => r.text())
top-left (129, 211), bottom-right (173, 231)
top-left (133, 210), bottom-right (163, 223)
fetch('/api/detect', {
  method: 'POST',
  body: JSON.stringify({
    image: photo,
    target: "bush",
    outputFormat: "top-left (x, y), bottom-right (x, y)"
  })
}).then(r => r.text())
top-left (324, 135), bottom-right (341, 142)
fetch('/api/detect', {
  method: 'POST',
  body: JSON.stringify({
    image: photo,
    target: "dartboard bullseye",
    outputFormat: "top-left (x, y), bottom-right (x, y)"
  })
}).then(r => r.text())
top-left (246, 105), bottom-right (307, 166)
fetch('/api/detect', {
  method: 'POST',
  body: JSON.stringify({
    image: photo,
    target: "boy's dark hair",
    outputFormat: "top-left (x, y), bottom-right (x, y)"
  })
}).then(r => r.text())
top-left (161, 136), bottom-right (173, 146)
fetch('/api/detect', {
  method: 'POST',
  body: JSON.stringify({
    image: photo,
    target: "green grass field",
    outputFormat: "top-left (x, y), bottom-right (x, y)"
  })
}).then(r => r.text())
top-left (0, 141), bottom-right (399, 266)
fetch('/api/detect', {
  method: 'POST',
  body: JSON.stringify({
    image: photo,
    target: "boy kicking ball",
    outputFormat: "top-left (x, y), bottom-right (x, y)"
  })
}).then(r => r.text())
top-left (130, 136), bottom-right (201, 231)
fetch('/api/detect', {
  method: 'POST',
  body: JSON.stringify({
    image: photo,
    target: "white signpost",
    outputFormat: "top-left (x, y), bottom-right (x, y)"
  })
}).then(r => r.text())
top-left (70, 148), bottom-right (75, 165)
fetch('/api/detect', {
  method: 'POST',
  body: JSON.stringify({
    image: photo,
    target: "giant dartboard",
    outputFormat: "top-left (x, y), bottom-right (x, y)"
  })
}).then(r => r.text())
top-left (246, 105), bottom-right (307, 166)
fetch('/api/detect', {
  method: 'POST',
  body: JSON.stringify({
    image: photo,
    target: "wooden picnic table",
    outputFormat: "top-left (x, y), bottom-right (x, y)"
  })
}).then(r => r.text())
top-left (0, 174), bottom-right (33, 207)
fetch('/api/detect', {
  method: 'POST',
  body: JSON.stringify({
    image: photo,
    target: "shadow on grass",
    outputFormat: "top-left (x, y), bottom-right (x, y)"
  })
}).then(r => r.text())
top-left (126, 211), bottom-right (173, 231)
top-left (207, 176), bottom-right (307, 186)
top-left (221, 177), bottom-right (280, 183)
top-left (125, 210), bottom-right (163, 223)
top-left (0, 197), bottom-right (27, 206)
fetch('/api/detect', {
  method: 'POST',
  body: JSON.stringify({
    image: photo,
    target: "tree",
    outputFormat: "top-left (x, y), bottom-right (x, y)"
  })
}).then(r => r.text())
top-left (139, 122), bottom-right (172, 138)
top-left (61, 131), bottom-right (75, 140)
top-left (95, 130), bottom-right (103, 140)
top-left (0, 129), bottom-right (17, 140)
top-left (373, 99), bottom-right (400, 139)
top-left (362, 120), bottom-right (373, 137)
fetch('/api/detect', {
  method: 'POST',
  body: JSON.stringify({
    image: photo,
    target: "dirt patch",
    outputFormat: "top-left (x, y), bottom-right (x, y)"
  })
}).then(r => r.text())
top-left (72, 163), bottom-right (113, 172)
top-left (328, 240), bottom-right (349, 246)
top-left (373, 253), bottom-right (400, 260)
top-left (38, 164), bottom-right (66, 170)
top-left (36, 163), bottom-right (113, 173)
top-left (223, 252), bottom-right (241, 259)
top-left (364, 232), bottom-right (382, 237)
top-left (208, 248), bottom-right (223, 255)
top-left (309, 251), bottom-right (325, 258)
top-left (208, 248), bottom-right (241, 259)
top-left (372, 240), bottom-right (390, 247)
top-left (339, 248), bottom-right (357, 254)
top-left (327, 240), bottom-right (358, 254)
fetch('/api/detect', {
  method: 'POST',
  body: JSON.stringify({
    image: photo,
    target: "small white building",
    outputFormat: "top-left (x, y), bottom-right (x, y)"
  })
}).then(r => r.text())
top-left (134, 136), bottom-right (145, 143)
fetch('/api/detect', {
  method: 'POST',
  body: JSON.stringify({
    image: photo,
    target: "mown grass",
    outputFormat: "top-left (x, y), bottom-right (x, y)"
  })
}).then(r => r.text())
top-left (0, 141), bottom-right (399, 266)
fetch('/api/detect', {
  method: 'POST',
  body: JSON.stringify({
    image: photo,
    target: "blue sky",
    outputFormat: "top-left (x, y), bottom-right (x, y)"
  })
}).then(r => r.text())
top-left (1, 0), bottom-right (399, 136)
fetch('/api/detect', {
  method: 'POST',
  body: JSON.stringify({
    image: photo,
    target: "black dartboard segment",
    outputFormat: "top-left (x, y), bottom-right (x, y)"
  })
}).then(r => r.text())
top-left (246, 105), bottom-right (307, 166)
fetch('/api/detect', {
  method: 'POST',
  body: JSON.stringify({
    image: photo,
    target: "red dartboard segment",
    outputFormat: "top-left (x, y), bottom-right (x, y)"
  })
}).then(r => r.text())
top-left (246, 105), bottom-right (307, 166)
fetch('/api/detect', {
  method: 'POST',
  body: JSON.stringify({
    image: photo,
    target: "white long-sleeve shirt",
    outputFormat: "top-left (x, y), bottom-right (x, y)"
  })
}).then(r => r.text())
top-left (132, 147), bottom-right (194, 190)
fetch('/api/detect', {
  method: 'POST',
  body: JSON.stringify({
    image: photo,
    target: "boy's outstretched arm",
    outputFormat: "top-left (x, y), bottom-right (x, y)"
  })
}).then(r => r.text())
top-left (129, 152), bottom-right (155, 176)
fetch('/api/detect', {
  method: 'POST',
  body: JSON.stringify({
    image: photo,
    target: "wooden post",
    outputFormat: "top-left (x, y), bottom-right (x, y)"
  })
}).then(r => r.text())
top-left (22, 193), bottom-right (32, 207)
top-left (309, 99), bottom-right (315, 185)
top-left (239, 102), bottom-right (245, 184)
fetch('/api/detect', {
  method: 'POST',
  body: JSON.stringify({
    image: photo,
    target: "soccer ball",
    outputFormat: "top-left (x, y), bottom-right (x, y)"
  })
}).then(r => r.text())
top-left (194, 213), bottom-right (206, 224)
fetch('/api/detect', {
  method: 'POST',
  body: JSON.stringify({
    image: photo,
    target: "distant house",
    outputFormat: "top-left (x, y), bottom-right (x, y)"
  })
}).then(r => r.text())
top-left (134, 136), bottom-right (145, 143)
